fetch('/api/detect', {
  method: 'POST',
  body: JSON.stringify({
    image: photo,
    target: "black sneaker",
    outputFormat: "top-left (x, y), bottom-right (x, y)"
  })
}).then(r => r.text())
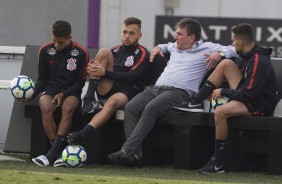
top-left (198, 156), bottom-right (225, 174)
top-left (81, 97), bottom-right (99, 114)
top-left (67, 132), bottom-right (82, 146)
top-left (108, 150), bottom-right (125, 164)
top-left (120, 154), bottom-right (142, 168)
top-left (174, 102), bottom-right (204, 112)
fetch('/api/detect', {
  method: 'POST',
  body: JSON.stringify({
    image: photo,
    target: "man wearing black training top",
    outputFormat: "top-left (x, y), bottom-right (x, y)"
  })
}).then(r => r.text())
top-left (67, 17), bottom-right (150, 150)
top-left (31, 20), bottom-right (89, 167)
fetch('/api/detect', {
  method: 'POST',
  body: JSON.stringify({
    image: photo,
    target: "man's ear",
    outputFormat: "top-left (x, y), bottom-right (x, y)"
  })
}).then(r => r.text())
top-left (138, 32), bottom-right (142, 39)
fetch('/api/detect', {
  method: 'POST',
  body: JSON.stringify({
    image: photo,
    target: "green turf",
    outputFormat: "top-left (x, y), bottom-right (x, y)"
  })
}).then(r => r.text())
top-left (1, 153), bottom-right (282, 184)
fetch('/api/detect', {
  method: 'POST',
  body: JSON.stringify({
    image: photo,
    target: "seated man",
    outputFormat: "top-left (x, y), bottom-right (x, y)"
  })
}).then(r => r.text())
top-left (67, 17), bottom-right (150, 147)
top-left (107, 17), bottom-right (238, 167)
top-left (30, 20), bottom-right (89, 166)
top-left (181, 23), bottom-right (276, 173)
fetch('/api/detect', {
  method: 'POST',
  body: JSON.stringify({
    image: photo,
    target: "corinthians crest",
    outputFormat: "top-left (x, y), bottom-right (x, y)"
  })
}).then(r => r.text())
top-left (67, 58), bottom-right (77, 71)
top-left (125, 56), bottom-right (134, 67)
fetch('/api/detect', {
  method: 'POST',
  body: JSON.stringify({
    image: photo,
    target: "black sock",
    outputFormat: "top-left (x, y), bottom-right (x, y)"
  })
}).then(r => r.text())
top-left (79, 124), bottom-right (96, 140)
top-left (191, 80), bottom-right (216, 104)
top-left (214, 139), bottom-right (226, 166)
top-left (85, 79), bottom-right (100, 98)
top-left (49, 139), bottom-right (54, 146)
top-left (46, 135), bottom-right (66, 163)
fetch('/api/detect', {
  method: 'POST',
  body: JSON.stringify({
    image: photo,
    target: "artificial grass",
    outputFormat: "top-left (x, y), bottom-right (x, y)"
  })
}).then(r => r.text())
top-left (0, 153), bottom-right (282, 184)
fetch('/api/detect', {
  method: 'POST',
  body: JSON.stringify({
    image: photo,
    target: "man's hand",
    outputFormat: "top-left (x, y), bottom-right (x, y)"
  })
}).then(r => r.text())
top-left (20, 97), bottom-right (33, 102)
top-left (52, 93), bottom-right (64, 112)
top-left (150, 46), bottom-right (164, 62)
top-left (87, 60), bottom-right (105, 77)
top-left (204, 52), bottom-right (221, 70)
top-left (212, 88), bottom-right (222, 100)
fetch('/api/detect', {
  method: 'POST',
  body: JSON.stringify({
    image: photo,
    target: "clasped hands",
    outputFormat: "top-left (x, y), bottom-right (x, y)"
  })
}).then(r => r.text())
top-left (87, 59), bottom-right (105, 77)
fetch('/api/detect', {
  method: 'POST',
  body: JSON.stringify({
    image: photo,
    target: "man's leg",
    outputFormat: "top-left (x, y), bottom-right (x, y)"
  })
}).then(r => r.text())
top-left (107, 87), bottom-right (156, 164)
top-left (68, 92), bottom-right (130, 145)
top-left (199, 99), bottom-right (251, 174)
top-left (119, 87), bottom-right (189, 162)
top-left (177, 59), bottom-right (242, 112)
top-left (39, 95), bottom-right (57, 140)
top-left (49, 96), bottom-right (80, 166)
top-left (82, 48), bottom-right (114, 114)
top-left (32, 96), bottom-right (80, 166)
top-left (32, 94), bottom-right (56, 166)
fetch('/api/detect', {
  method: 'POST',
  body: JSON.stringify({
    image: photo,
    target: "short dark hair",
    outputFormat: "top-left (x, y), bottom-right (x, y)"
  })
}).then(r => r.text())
top-left (232, 23), bottom-right (254, 43)
top-left (176, 18), bottom-right (202, 41)
top-left (124, 17), bottom-right (142, 29)
top-left (52, 20), bottom-right (72, 38)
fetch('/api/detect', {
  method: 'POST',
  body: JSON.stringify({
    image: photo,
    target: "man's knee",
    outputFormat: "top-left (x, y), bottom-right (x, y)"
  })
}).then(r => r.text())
top-left (96, 48), bottom-right (112, 59)
top-left (103, 98), bottom-right (121, 111)
top-left (220, 59), bottom-right (238, 70)
top-left (39, 102), bottom-right (53, 114)
top-left (214, 107), bottom-right (227, 122)
top-left (61, 104), bottom-right (77, 114)
top-left (61, 98), bottom-right (79, 114)
top-left (217, 59), bottom-right (233, 69)
top-left (41, 107), bottom-right (53, 115)
top-left (124, 100), bottom-right (135, 113)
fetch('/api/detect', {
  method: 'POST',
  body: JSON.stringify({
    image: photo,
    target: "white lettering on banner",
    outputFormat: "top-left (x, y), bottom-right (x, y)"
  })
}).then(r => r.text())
top-left (163, 24), bottom-right (282, 44)
top-left (201, 29), bottom-right (208, 40)
top-left (277, 46), bottom-right (282, 57)
top-left (164, 24), bottom-right (175, 39)
top-left (266, 46), bottom-right (282, 57)
top-left (209, 25), bottom-right (228, 40)
top-left (267, 27), bottom-right (282, 42)
top-left (256, 27), bottom-right (262, 42)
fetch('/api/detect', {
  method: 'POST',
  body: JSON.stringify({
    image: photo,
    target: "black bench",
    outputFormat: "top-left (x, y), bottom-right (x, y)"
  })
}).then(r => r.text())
top-left (24, 44), bottom-right (282, 175)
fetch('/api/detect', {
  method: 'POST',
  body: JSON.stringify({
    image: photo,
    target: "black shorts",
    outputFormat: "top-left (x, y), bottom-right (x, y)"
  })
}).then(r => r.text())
top-left (236, 79), bottom-right (273, 116)
top-left (97, 82), bottom-right (140, 104)
top-left (40, 88), bottom-right (81, 103)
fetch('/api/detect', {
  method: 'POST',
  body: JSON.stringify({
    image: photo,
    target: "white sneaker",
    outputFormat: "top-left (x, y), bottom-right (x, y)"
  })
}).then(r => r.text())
top-left (32, 155), bottom-right (50, 166)
top-left (54, 158), bottom-right (66, 167)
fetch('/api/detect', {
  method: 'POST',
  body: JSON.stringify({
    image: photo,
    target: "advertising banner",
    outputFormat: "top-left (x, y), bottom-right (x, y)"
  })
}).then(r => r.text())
top-left (155, 16), bottom-right (282, 57)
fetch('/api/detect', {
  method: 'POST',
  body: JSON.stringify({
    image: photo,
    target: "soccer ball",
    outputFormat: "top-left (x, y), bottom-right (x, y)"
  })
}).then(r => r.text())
top-left (10, 75), bottom-right (35, 99)
top-left (211, 96), bottom-right (229, 110)
top-left (62, 145), bottom-right (87, 168)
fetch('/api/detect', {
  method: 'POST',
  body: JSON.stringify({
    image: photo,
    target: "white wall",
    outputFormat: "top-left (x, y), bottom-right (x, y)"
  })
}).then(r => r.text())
top-left (1, 0), bottom-right (282, 50)
top-left (0, 0), bottom-right (88, 47)
top-left (0, 57), bottom-right (23, 150)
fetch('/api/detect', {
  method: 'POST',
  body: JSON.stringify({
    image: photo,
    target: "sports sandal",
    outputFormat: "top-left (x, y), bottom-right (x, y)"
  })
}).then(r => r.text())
top-left (32, 155), bottom-right (50, 166)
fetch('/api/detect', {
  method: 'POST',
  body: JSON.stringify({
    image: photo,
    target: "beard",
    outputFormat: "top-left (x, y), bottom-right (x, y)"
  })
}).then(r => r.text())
top-left (122, 38), bottom-right (139, 46)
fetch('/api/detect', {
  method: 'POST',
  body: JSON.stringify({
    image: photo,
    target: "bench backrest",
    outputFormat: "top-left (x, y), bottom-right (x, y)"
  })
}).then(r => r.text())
top-left (146, 54), bottom-right (168, 86)
top-left (271, 59), bottom-right (282, 105)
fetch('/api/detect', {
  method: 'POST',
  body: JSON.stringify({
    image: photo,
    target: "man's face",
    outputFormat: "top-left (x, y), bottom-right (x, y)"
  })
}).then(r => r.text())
top-left (174, 27), bottom-right (195, 51)
top-left (121, 24), bottom-right (142, 46)
top-left (232, 34), bottom-right (243, 54)
top-left (52, 34), bottom-right (71, 51)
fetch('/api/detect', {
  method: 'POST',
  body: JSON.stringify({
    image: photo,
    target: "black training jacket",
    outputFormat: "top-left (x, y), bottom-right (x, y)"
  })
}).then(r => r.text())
top-left (104, 43), bottom-right (150, 91)
top-left (221, 45), bottom-right (277, 111)
top-left (33, 41), bottom-right (89, 98)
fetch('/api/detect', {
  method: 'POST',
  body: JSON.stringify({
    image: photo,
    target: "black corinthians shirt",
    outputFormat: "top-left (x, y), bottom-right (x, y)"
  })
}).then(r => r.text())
top-left (105, 44), bottom-right (150, 91)
top-left (33, 41), bottom-right (89, 98)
